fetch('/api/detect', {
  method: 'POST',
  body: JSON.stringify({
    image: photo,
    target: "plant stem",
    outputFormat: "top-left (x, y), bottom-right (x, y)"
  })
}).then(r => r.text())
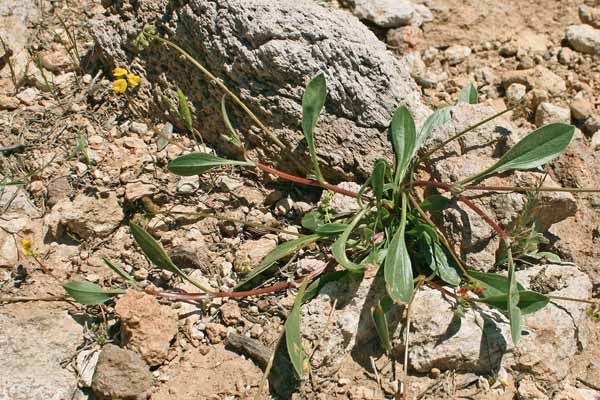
top-left (464, 185), bottom-right (600, 194)
top-left (547, 295), bottom-right (599, 305)
top-left (401, 279), bottom-right (424, 400)
top-left (411, 180), bottom-right (509, 240)
top-left (254, 162), bottom-right (361, 198)
top-left (0, 295), bottom-right (68, 303)
top-left (418, 105), bottom-right (517, 163)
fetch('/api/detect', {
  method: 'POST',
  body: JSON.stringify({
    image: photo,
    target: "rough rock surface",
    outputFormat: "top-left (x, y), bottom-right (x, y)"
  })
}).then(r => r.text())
top-left (233, 236), bottom-right (277, 273)
top-left (566, 24), bottom-right (600, 54)
top-left (91, 0), bottom-right (429, 181)
top-left (0, 306), bottom-right (83, 400)
top-left (407, 264), bottom-right (591, 383)
top-left (419, 103), bottom-right (577, 270)
top-left (115, 290), bottom-right (178, 366)
top-left (92, 344), bottom-right (153, 400)
top-left (54, 192), bottom-right (124, 239)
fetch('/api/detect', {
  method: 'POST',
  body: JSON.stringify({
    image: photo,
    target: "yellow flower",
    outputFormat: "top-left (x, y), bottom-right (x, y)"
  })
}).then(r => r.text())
top-left (113, 79), bottom-right (128, 93)
top-left (113, 67), bottom-right (128, 78)
top-left (127, 73), bottom-right (142, 87)
top-left (21, 238), bottom-right (33, 256)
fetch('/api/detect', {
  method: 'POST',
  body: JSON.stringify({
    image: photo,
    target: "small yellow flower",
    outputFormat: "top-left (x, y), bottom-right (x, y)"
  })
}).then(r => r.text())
top-left (127, 73), bottom-right (142, 87)
top-left (113, 79), bottom-right (128, 93)
top-left (113, 67), bottom-right (128, 78)
top-left (21, 238), bottom-right (33, 256)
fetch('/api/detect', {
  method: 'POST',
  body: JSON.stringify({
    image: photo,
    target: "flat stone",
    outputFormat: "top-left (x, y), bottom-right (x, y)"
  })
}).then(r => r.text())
top-left (125, 182), bottom-right (156, 202)
top-left (580, 5), bottom-right (600, 29)
top-left (16, 87), bottom-right (40, 106)
top-left (0, 306), bottom-right (83, 400)
top-left (55, 192), bottom-right (124, 239)
top-left (92, 344), bottom-right (153, 400)
top-left (234, 237), bottom-right (277, 273)
top-left (0, 94), bottom-right (20, 110)
top-left (445, 45), bottom-right (472, 66)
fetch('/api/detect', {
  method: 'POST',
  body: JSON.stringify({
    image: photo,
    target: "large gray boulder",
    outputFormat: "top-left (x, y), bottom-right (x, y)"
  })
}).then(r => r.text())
top-left (91, 0), bottom-right (429, 180)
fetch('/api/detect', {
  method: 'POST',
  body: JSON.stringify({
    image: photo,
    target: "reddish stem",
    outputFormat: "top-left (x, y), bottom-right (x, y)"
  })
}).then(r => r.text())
top-left (411, 180), bottom-right (509, 240)
top-left (425, 280), bottom-right (458, 299)
top-left (255, 163), bottom-right (360, 198)
top-left (145, 264), bottom-right (326, 301)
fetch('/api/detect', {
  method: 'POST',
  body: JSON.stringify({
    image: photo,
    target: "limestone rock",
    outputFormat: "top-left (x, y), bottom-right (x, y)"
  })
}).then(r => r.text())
top-left (92, 344), bottom-right (153, 400)
top-left (501, 66), bottom-right (566, 96)
top-left (234, 237), bottom-right (278, 273)
top-left (565, 25), bottom-right (600, 55)
top-left (580, 5), bottom-right (600, 29)
top-left (115, 290), bottom-right (178, 366)
top-left (406, 263), bottom-right (591, 382)
top-left (125, 182), bottom-right (156, 202)
top-left (0, 307), bottom-right (83, 400)
top-left (90, 0), bottom-right (428, 181)
top-left (55, 192), bottom-right (124, 239)
top-left (342, 0), bottom-right (417, 28)
top-left (445, 45), bottom-right (472, 66)
top-left (535, 103), bottom-right (571, 127)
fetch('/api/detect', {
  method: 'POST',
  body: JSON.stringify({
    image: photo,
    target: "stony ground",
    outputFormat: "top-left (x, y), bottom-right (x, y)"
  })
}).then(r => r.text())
top-left (1, 0), bottom-right (599, 399)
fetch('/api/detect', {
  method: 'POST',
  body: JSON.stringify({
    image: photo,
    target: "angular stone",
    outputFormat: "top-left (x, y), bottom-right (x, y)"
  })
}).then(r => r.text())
top-left (535, 102), bottom-right (571, 127)
top-left (55, 192), bottom-right (124, 239)
top-left (580, 5), bottom-right (600, 29)
top-left (125, 182), bottom-right (156, 202)
top-left (92, 344), bottom-right (153, 400)
top-left (115, 290), bottom-right (178, 366)
top-left (234, 237), bottom-right (277, 273)
top-left (565, 24), bottom-right (600, 55)
top-left (90, 0), bottom-right (428, 181)
top-left (445, 45), bottom-right (472, 66)
top-left (343, 0), bottom-right (416, 28)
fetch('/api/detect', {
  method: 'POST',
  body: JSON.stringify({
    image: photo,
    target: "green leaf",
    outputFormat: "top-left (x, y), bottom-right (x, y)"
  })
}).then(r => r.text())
top-left (302, 72), bottom-right (327, 183)
top-left (301, 210), bottom-right (323, 232)
top-left (332, 208), bottom-right (369, 272)
top-left (457, 82), bottom-right (478, 104)
top-left (103, 257), bottom-right (138, 287)
top-left (415, 106), bottom-right (453, 151)
top-left (234, 234), bottom-right (321, 290)
top-left (167, 152), bottom-right (253, 176)
top-left (468, 270), bottom-right (526, 298)
top-left (419, 194), bottom-right (451, 213)
top-left (372, 159), bottom-right (387, 203)
top-left (507, 248), bottom-right (521, 343)
top-left (431, 242), bottom-right (461, 286)
top-left (177, 88), bottom-right (193, 132)
top-left (390, 106), bottom-right (417, 185)
top-left (130, 222), bottom-right (210, 292)
top-left (221, 95), bottom-right (241, 145)
top-left (384, 193), bottom-right (413, 303)
top-left (372, 299), bottom-right (392, 353)
top-left (285, 279), bottom-right (309, 379)
top-left (476, 290), bottom-right (549, 315)
top-left (315, 223), bottom-right (348, 235)
top-left (63, 281), bottom-right (125, 305)
top-left (462, 123), bottom-right (575, 184)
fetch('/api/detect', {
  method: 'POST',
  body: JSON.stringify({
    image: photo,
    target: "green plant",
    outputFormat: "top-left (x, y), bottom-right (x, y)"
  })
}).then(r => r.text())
top-left (63, 26), bottom-right (600, 397)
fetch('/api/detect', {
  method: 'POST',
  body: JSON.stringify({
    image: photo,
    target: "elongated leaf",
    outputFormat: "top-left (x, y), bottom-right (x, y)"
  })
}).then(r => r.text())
top-left (332, 208), bottom-right (369, 272)
top-left (315, 223), bottom-right (348, 235)
top-left (390, 106), bottom-right (417, 184)
top-left (177, 88), bottom-right (193, 131)
top-left (457, 83), bottom-right (478, 104)
top-left (419, 194), bottom-right (451, 213)
top-left (384, 194), bottom-right (413, 303)
top-left (372, 299), bottom-right (392, 353)
top-left (103, 257), bottom-right (138, 287)
top-left (63, 281), bottom-right (125, 305)
top-left (468, 270), bottom-right (526, 298)
top-left (416, 106), bottom-right (453, 151)
top-left (221, 95), bottom-right (241, 145)
top-left (130, 222), bottom-right (210, 292)
top-left (476, 290), bottom-right (549, 315)
top-left (302, 72), bottom-right (327, 183)
top-left (372, 159), bottom-right (387, 202)
top-left (507, 248), bottom-right (521, 343)
top-left (168, 152), bottom-right (253, 176)
top-left (431, 242), bottom-right (461, 286)
top-left (285, 279), bottom-right (309, 379)
top-left (234, 234), bottom-right (321, 290)
top-left (462, 123), bottom-right (575, 184)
